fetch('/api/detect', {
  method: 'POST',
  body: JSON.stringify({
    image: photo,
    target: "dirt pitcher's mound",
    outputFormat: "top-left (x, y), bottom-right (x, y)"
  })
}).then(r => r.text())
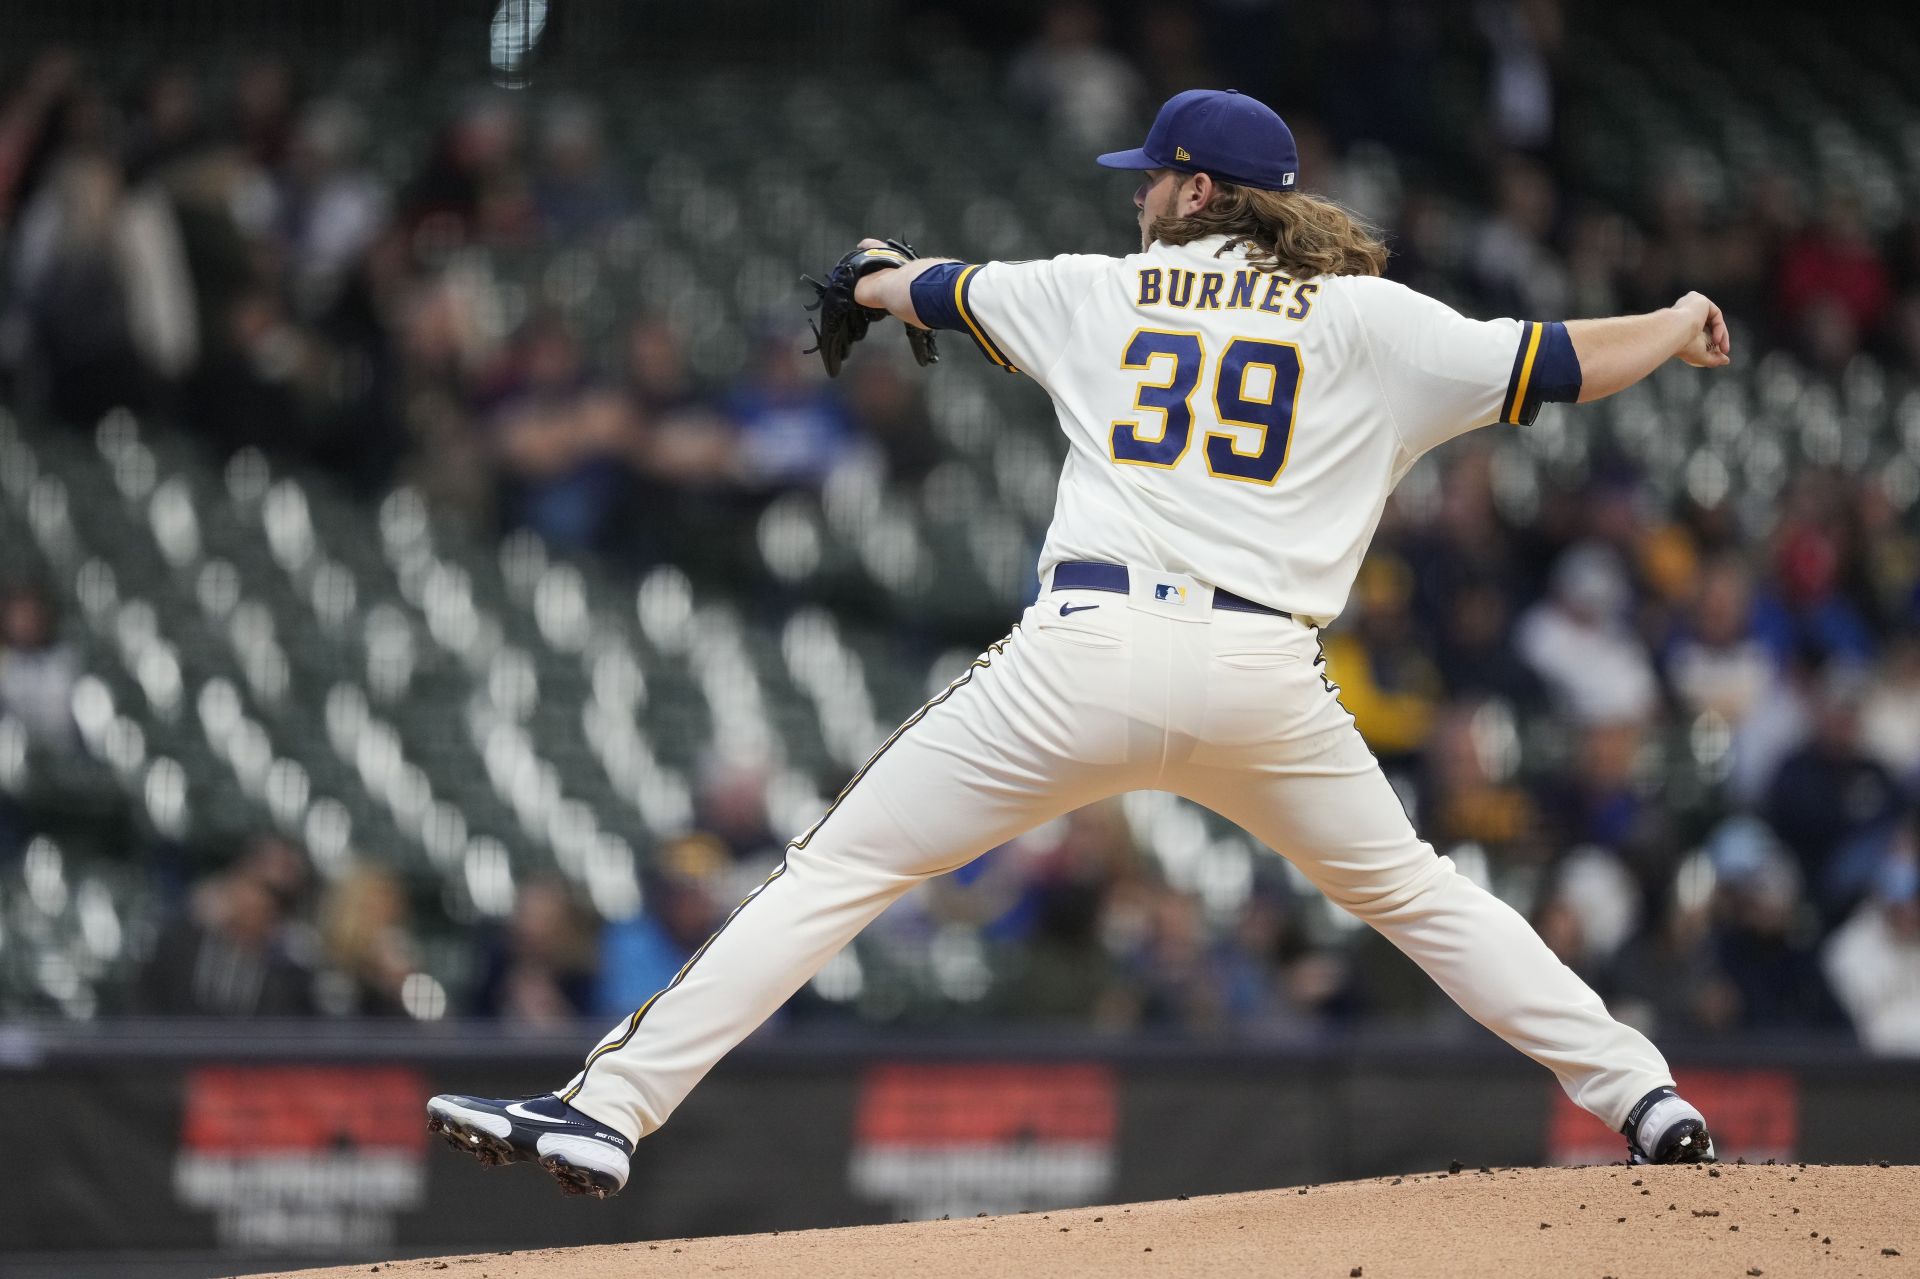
top-left (262, 1163), bottom-right (1917, 1278)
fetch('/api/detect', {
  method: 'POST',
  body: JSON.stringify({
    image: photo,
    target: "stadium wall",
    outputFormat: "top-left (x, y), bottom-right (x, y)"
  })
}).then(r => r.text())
top-left (0, 1023), bottom-right (1914, 1278)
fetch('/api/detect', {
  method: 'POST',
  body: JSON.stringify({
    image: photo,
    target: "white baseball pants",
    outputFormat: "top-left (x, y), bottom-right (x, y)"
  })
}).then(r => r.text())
top-left (563, 573), bottom-right (1673, 1144)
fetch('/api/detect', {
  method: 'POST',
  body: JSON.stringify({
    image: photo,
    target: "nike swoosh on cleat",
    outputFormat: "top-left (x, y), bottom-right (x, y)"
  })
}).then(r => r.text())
top-left (1059, 602), bottom-right (1099, 616)
top-left (504, 1101), bottom-right (574, 1125)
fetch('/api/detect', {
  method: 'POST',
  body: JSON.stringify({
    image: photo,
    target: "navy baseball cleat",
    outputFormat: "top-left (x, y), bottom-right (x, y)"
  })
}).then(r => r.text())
top-left (1622, 1086), bottom-right (1716, 1165)
top-left (427, 1092), bottom-right (633, 1198)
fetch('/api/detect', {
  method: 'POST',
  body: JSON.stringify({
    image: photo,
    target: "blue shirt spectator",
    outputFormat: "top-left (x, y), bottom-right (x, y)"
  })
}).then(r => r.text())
top-left (725, 335), bottom-right (856, 490)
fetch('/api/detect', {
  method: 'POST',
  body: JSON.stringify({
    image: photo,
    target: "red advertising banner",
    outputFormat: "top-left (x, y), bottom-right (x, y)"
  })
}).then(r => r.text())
top-left (175, 1065), bottom-right (431, 1252)
top-left (850, 1062), bottom-right (1119, 1220)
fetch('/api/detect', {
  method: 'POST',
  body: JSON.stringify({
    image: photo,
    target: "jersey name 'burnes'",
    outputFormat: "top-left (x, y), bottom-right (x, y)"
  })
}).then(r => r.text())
top-left (1131, 266), bottom-right (1319, 319)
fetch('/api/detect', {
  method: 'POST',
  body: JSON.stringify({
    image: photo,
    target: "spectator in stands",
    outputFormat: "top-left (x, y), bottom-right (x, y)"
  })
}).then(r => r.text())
top-left (694, 756), bottom-right (783, 866)
top-left (1850, 475), bottom-right (1920, 633)
top-left (1612, 856), bottom-right (1740, 1036)
top-left (1562, 209), bottom-right (1633, 333)
top-left (844, 355), bottom-right (942, 488)
top-left (1119, 889), bottom-right (1231, 1031)
top-left (1220, 883), bottom-right (1356, 1035)
top-left (396, 269), bottom-right (496, 524)
top-left (1726, 640), bottom-right (1821, 807)
top-left (279, 99), bottom-right (388, 313)
top-left (624, 315), bottom-right (708, 429)
top-left (1007, 1), bottom-right (1144, 152)
top-left (1823, 841), bottom-right (1920, 1055)
top-left (1666, 555), bottom-right (1773, 726)
top-left (1765, 669), bottom-right (1905, 921)
top-left (124, 63), bottom-right (210, 182)
top-left (595, 834), bottom-right (730, 1019)
top-left (1132, 5), bottom-right (1216, 109)
top-left (623, 314), bottom-right (733, 483)
top-left (1476, 0), bottom-right (1563, 155)
top-left (1401, 448), bottom-right (1529, 642)
top-left (472, 876), bottom-right (597, 1023)
top-left (531, 99), bottom-right (629, 241)
top-left (1546, 721), bottom-right (1677, 881)
top-left (1890, 213), bottom-right (1920, 297)
top-left (1701, 209), bottom-right (1773, 351)
top-left (1860, 635), bottom-right (1920, 785)
top-left (1707, 817), bottom-right (1849, 1034)
top-left (1532, 846), bottom-right (1640, 996)
top-left (1890, 291), bottom-right (1920, 373)
top-left (1421, 702), bottom-right (1541, 861)
top-left (0, 579), bottom-right (78, 753)
top-left (152, 84), bottom-right (318, 462)
top-left (1433, 575), bottom-right (1543, 705)
top-left (8, 150), bottom-right (197, 424)
top-left (1776, 193), bottom-right (1892, 351)
top-left (317, 861), bottom-right (421, 1016)
top-left (136, 835), bottom-right (317, 1017)
top-left (1315, 0), bottom-right (1442, 153)
top-left (405, 94), bottom-right (534, 248)
top-left (481, 313), bottom-right (647, 554)
top-left (0, 47), bottom-right (80, 231)
top-left (1322, 556), bottom-right (1442, 772)
top-left (613, 315), bottom-right (734, 567)
top-left (724, 328), bottom-right (857, 493)
top-left (1799, 296), bottom-right (1866, 378)
top-left (1469, 156), bottom-right (1566, 318)
top-left (1516, 542), bottom-right (1659, 725)
top-left (1625, 166), bottom-right (1714, 320)
top-left (1582, 467), bottom-right (1664, 585)
top-left (184, 285), bottom-right (310, 462)
top-left (230, 56), bottom-right (298, 172)
top-left (625, 315), bottom-right (732, 481)
top-left (995, 803), bottom-right (1136, 1027)
top-left (305, 220), bottom-right (411, 497)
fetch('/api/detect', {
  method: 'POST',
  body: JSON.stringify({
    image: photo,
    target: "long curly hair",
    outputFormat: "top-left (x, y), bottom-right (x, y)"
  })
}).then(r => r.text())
top-left (1149, 182), bottom-right (1389, 278)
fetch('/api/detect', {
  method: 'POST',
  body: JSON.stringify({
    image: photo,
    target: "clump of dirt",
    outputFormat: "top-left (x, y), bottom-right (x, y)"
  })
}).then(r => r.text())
top-left (260, 1163), bottom-right (1918, 1278)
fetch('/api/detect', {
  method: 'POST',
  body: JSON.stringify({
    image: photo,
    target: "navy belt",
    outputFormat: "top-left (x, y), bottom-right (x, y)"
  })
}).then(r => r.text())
top-left (1050, 561), bottom-right (1292, 619)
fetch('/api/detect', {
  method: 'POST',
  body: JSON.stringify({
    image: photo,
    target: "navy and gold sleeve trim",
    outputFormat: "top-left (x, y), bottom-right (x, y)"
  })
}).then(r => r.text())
top-left (909, 262), bottom-right (1018, 372)
top-left (1500, 320), bottom-right (1580, 425)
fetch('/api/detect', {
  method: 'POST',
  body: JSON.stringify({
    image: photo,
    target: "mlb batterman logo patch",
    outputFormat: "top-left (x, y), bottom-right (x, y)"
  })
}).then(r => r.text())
top-left (1154, 583), bottom-right (1187, 604)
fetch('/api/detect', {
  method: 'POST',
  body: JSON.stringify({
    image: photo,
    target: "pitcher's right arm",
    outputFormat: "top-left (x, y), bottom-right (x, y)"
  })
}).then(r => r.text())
top-left (1566, 291), bottom-right (1731, 401)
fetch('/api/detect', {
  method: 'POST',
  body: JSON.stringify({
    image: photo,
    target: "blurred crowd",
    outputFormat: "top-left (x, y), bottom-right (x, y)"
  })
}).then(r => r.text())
top-left (0, 46), bottom-right (938, 573)
top-left (3, 3), bottom-right (1920, 1055)
top-left (1333, 446), bottom-right (1920, 1054)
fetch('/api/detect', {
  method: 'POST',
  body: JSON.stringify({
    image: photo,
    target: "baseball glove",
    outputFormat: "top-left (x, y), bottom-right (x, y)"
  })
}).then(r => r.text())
top-left (802, 238), bottom-right (940, 377)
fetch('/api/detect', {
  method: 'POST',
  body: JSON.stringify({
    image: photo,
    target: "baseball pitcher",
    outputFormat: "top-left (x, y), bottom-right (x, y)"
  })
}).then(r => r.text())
top-left (430, 88), bottom-right (1728, 1197)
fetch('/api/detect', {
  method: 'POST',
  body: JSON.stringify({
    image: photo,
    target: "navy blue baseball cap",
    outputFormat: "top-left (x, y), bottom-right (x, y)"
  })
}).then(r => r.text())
top-left (1097, 89), bottom-right (1299, 192)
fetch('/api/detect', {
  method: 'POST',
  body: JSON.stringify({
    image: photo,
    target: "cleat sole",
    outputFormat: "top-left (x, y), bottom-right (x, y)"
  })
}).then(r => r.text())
top-left (427, 1112), bottom-right (525, 1169)
top-left (542, 1153), bottom-right (619, 1199)
top-left (1668, 1122), bottom-right (1715, 1164)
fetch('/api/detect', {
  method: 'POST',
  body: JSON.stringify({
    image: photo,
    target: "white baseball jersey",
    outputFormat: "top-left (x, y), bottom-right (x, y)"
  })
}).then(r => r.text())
top-left (551, 232), bottom-right (1673, 1164)
top-left (934, 234), bottom-right (1555, 623)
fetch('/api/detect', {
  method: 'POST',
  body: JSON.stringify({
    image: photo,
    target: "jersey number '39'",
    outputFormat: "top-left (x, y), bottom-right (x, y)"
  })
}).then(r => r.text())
top-left (1111, 330), bottom-right (1304, 485)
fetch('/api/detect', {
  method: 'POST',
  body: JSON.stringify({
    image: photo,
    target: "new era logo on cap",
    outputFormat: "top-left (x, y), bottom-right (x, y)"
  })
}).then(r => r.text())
top-left (1174, 146), bottom-right (1191, 162)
